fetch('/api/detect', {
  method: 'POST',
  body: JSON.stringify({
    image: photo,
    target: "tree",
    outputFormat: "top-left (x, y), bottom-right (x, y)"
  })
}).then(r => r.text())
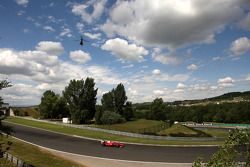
top-left (100, 110), bottom-right (125, 125)
top-left (101, 83), bottom-right (127, 115)
top-left (193, 129), bottom-right (250, 167)
top-left (114, 83), bottom-right (127, 115)
top-left (63, 78), bottom-right (97, 124)
top-left (0, 80), bottom-right (11, 107)
top-left (83, 78), bottom-right (98, 119)
top-left (39, 90), bottom-right (58, 119)
top-left (150, 98), bottom-right (165, 120)
top-left (53, 97), bottom-right (70, 118)
top-left (123, 101), bottom-right (134, 121)
top-left (100, 83), bottom-right (132, 124)
top-left (94, 105), bottom-right (103, 125)
top-left (101, 90), bottom-right (115, 111)
top-left (0, 79), bottom-right (13, 140)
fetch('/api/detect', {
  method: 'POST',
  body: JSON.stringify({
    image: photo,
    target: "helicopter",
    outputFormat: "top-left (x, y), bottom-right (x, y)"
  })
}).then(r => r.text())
top-left (75, 36), bottom-right (88, 46)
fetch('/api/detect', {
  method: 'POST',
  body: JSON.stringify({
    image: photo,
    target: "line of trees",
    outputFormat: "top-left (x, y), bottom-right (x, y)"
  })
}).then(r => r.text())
top-left (39, 78), bottom-right (133, 125)
top-left (39, 77), bottom-right (250, 125)
top-left (135, 98), bottom-right (250, 124)
top-left (95, 83), bottom-right (133, 125)
top-left (39, 78), bottom-right (97, 124)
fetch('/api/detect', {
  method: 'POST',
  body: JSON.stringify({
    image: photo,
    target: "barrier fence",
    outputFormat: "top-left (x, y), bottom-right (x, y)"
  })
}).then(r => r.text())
top-left (10, 117), bottom-right (224, 141)
top-left (1, 152), bottom-right (34, 167)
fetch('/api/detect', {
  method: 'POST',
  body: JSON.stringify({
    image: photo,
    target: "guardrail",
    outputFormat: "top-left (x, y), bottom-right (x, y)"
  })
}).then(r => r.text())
top-left (10, 116), bottom-right (225, 141)
top-left (1, 152), bottom-right (34, 167)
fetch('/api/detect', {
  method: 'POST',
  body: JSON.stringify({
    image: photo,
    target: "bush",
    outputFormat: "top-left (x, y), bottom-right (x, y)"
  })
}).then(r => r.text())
top-left (100, 111), bottom-right (125, 125)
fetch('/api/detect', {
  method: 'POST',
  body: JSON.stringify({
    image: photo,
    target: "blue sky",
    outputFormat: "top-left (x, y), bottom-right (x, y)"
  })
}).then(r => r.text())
top-left (0, 0), bottom-right (250, 106)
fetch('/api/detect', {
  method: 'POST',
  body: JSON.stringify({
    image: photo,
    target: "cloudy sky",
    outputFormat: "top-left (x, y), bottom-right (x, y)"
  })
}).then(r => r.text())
top-left (0, 0), bottom-right (250, 106)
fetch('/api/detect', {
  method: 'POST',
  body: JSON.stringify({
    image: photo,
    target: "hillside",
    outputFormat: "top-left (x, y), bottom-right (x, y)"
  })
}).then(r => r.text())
top-left (133, 91), bottom-right (250, 107)
top-left (172, 91), bottom-right (250, 106)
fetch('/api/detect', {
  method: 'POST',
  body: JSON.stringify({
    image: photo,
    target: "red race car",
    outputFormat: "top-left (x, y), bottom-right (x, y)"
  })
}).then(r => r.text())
top-left (101, 140), bottom-right (125, 148)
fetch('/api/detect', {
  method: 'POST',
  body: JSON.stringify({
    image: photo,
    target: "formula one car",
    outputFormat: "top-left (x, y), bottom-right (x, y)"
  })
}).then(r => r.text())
top-left (101, 140), bottom-right (125, 148)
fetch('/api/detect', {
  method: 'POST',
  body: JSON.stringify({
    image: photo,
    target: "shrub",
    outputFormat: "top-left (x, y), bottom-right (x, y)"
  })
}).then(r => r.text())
top-left (100, 110), bottom-right (125, 125)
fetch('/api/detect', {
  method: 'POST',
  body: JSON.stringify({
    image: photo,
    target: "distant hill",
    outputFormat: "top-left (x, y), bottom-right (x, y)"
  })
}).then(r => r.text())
top-left (172, 91), bottom-right (250, 106)
top-left (133, 91), bottom-right (250, 107)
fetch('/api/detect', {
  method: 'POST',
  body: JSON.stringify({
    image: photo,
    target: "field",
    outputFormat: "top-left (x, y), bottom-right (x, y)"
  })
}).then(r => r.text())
top-left (94, 119), bottom-right (167, 133)
top-left (4, 117), bottom-right (224, 145)
top-left (157, 124), bottom-right (211, 137)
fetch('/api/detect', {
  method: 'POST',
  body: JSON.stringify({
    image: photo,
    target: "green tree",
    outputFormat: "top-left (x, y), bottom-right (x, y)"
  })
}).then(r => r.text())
top-left (53, 97), bottom-right (70, 118)
top-left (114, 83), bottom-right (127, 115)
top-left (94, 105), bottom-right (103, 125)
top-left (39, 90), bottom-right (58, 119)
top-left (0, 80), bottom-right (11, 107)
top-left (100, 83), bottom-right (133, 124)
top-left (123, 101), bottom-right (134, 121)
top-left (100, 110), bottom-right (125, 125)
top-left (83, 78), bottom-right (98, 119)
top-left (0, 81), bottom-right (14, 154)
top-left (63, 78), bottom-right (97, 124)
top-left (150, 98), bottom-right (165, 120)
top-left (101, 90), bottom-right (115, 111)
top-left (193, 129), bottom-right (250, 167)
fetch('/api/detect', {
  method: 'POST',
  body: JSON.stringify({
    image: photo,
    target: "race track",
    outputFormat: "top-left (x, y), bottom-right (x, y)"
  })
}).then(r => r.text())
top-left (4, 122), bottom-right (219, 163)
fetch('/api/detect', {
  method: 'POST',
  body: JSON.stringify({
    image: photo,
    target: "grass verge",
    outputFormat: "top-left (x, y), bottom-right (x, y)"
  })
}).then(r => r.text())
top-left (5, 117), bottom-right (224, 145)
top-left (157, 124), bottom-right (211, 137)
top-left (198, 128), bottom-right (229, 138)
top-left (93, 119), bottom-right (165, 133)
top-left (0, 136), bottom-right (85, 167)
top-left (0, 158), bottom-right (15, 167)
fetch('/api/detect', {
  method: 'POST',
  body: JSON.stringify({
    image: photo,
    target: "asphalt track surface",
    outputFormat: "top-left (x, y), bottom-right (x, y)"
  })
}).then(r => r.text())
top-left (4, 122), bottom-right (219, 163)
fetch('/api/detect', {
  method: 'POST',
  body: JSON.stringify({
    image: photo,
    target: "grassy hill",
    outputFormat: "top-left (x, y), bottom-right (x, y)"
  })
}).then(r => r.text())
top-left (11, 106), bottom-right (40, 118)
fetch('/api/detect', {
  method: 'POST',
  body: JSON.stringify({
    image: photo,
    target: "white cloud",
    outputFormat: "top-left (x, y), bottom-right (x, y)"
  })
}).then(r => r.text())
top-left (84, 32), bottom-right (101, 39)
top-left (101, 0), bottom-right (245, 49)
top-left (76, 22), bottom-right (84, 34)
top-left (153, 54), bottom-right (180, 65)
top-left (212, 56), bottom-right (222, 61)
top-left (60, 27), bottom-right (72, 37)
top-left (71, 0), bottom-right (107, 24)
top-left (101, 38), bottom-right (148, 61)
top-left (23, 29), bottom-right (29, 33)
top-left (153, 90), bottom-right (165, 96)
top-left (69, 50), bottom-right (91, 63)
top-left (152, 69), bottom-right (161, 75)
top-left (43, 26), bottom-right (55, 32)
top-left (36, 41), bottom-right (64, 56)
top-left (174, 83), bottom-right (186, 93)
top-left (245, 74), bottom-right (250, 81)
top-left (239, 13), bottom-right (250, 31)
top-left (152, 49), bottom-right (180, 65)
top-left (177, 83), bottom-right (186, 89)
top-left (15, 0), bottom-right (28, 6)
top-left (187, 64), bottom-right (198, 71)
top-left (17, 10), bottom-right (25, 16)
top-left (0, 43), bottom-right (128, 105)
top-left (122, 64), bottom-right (134, 69)
top-left (128, 88), bottom-right (138, 96)
top-left (218, 77), bottom-right (234, 88)
top-left (230, 37), bottom-right (250, 56)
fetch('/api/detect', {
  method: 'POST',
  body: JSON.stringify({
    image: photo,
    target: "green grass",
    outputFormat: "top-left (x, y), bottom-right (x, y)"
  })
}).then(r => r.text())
top-left (157, 124), bottom-right (211, 137)
top-left (0, 158), bottom-right (15, 167)
top-left (0, 136), bottom-right (85, 167)
top-left (93, 119), bottom-right (165, 133)
top-left (4, 117), bottom-right (224, 145)
top-left (198, 128), bottom-right (229, 138)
